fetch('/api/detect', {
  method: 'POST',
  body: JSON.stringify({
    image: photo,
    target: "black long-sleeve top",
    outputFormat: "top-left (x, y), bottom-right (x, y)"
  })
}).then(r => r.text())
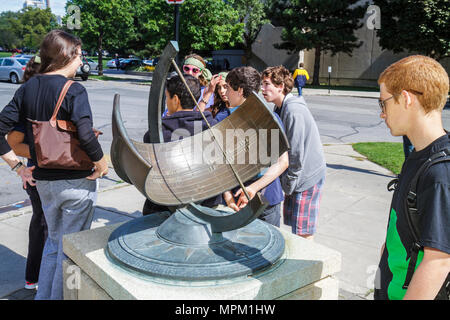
top-left (0, 74), bottom-right (104, 180)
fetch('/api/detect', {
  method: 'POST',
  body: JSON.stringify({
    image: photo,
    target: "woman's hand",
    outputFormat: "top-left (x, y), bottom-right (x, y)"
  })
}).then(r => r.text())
top-left (17, 165), bottom-right (35, 189)
top-left (87, 156), bottom-right (108, 180)
top-left (207, 74), bottom-right (222, 94)
top-left (198, 74), bottom-right (223, 111)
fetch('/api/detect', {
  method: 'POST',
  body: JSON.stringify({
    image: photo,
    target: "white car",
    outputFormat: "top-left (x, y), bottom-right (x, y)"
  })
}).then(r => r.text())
top-left (85, 58), bottom-right (98, 71)
top-left (107, 58), bottom-right (123, 68)
top-left (0, 57), bottom-right (29, 84)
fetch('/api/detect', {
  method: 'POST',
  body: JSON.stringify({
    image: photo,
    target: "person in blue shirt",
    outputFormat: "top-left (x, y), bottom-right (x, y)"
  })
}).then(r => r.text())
top-left (220, 66), bottom-right (289, 227)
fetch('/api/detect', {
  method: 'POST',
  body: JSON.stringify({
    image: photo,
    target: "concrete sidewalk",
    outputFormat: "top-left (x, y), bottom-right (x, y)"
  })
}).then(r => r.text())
top-left (0, 143), bottom-right (395, 300)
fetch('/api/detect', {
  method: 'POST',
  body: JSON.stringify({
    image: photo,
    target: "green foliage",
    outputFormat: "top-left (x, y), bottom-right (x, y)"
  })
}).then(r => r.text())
top-left (230, 0), bottom-right (269, 63)
top-left (178, 0), bottom-right (243, 54)
top-left (267, 0), bottom-right (367, 54)
top-left (1, 1), bottom-right (245, 63)
top-left (65, 0), bottom-right (135, 51)
top-left (352, 142), bottom-right (405, 174)
top-left (0, 7), bottom-right (55, 50)
top-left (65, 0), bottom-right (135, 74)
top-left (373, 0), bottom-right (450, 61)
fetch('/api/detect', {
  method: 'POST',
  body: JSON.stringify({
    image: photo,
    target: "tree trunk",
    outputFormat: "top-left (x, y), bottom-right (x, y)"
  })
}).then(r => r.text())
top-left (98, 32), bottom-right (103, 76)
top-left (312, 45), bottom-right (321, 86)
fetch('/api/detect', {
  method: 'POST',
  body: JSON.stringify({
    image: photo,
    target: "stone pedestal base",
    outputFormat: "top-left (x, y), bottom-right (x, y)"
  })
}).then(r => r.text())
top-left (63, 222), bottom-right (341, 300)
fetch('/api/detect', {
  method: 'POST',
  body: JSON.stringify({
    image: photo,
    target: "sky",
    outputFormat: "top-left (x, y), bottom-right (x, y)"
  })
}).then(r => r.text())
top-left (0, 0), bottom-right (68, 16)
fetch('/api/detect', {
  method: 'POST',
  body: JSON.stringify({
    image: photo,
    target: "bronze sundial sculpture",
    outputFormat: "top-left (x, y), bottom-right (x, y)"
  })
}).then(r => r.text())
top-left (106, 41), bottom-right (290, 283)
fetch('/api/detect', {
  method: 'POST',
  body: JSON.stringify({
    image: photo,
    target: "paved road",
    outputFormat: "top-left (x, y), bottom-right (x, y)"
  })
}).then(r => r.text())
top-left (0, 79), bottom-right (448, 208)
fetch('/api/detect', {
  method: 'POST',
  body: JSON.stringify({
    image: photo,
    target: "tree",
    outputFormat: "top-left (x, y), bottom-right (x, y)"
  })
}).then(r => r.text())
top-left (0, 11), bottom-right (21, 50)
top-left (373, 0), bottom-right (450, 61)
top-left (19, 7), bottom-right (56, 50)
top-left (179, 0), bottom-right (244, 54)
top-left (0, 8), bottom-right (55, 51)
top-left (126, 0), bottom-right (244, 58)
top-left (267, 0), bottom-right (368, 85)
top-left (230, 0), bottom-right (269, 65)
top-left (65, 0), bottom-right (135, 75)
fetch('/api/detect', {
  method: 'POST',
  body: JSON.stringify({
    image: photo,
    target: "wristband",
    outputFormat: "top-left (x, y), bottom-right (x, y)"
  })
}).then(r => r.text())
top-left (11, 161), bottom-right (24, 172)
top-left (201, 98), bottom-right (209, 105)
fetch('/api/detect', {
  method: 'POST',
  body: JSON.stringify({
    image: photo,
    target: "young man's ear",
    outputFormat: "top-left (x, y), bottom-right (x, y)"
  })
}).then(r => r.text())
top-left (173, 94), bottom-right (181, 108)
top-left (401, 90), bottom-right (412, 109)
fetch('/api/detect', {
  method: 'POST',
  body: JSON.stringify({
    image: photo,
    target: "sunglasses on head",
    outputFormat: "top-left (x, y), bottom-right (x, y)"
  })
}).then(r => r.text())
top-left (183, 65), bottom-right (201, 74)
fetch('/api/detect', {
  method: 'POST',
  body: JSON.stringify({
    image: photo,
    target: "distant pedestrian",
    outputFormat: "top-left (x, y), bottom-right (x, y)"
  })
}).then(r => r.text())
top-left (292, 63), bottom-right (309, 96)
top-left (375, 55), bottom-right (450, 300)
top-left (115, 53), bottom-right (120, 70)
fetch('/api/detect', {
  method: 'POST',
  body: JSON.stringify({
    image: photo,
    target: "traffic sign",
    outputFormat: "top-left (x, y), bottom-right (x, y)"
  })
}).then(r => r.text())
top-left (166, 0), bottom-right (185, 4)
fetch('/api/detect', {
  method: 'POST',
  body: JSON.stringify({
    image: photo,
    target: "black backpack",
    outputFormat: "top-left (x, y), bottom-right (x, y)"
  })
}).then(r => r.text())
top-left (387, 148), bottom-right (450, 300)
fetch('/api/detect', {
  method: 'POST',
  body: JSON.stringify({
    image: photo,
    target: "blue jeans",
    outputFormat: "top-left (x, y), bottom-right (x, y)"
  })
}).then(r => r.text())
top-left (35, 178), bottom-right (97, 300)
top-left (297, 85), bottom-right (303, 96)
top-left (258, 202), bottom-right (281, 227)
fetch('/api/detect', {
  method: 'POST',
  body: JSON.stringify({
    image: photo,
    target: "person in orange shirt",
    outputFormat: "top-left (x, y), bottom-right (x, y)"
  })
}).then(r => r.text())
top-left (292, 63), bottom-right (309, 96)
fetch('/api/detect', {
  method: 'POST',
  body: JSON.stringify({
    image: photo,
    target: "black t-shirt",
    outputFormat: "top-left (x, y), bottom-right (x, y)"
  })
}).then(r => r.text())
top-left (375, 134), bottom-right (450, 300)
top-left (0, 74), bottom-right (103, 180)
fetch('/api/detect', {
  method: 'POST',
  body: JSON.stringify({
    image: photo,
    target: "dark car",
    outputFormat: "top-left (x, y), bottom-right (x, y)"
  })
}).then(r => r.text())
top-left (119, 58), bottom-right (142, 70)
top-left (445, 97), bottom-right (450, 109)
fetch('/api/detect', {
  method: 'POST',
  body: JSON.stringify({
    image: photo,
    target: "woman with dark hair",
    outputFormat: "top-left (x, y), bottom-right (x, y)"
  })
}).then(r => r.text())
top-left (7, 55), bottom-right (47, 291)
top-left (0, 30), bottom-right (108, 300)
top-left (210, 72), bottom-right (230, 121)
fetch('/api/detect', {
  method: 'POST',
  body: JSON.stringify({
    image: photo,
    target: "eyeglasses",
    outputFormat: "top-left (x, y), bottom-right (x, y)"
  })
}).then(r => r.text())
top-left (378, 90), bottom-right (423, 113)
top-left (378, 95), bottom-right (395, 113)
top-left (183, 65), bottom-right (201, 75)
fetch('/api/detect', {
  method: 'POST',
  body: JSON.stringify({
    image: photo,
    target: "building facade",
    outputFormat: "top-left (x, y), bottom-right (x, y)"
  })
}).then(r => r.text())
top-left (249, 1), bottom-right (450, 87)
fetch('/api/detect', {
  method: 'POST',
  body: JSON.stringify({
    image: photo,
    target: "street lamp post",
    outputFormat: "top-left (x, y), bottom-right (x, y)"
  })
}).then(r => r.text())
top-left (166, 0), bottom-right (184, 64)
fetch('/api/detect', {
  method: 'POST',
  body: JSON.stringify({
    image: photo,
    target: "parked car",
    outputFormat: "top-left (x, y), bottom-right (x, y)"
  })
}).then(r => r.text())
top-left (76, 56), bottom-right (91, 81)
top-left (119, 58), bottom-right (142, 70)
top-left (142, 59), bottom-right (153, 66)
top-left (12, 54), bottom-right (34, 59)
top-left (85, 58), bottom-right (98, 71)
top-left (106, 58), bottom-right (124, 68)
top-left (0, 57), bottom-right (29, 84)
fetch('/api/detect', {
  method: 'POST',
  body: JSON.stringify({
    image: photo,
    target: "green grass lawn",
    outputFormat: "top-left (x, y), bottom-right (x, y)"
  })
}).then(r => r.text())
top-left (352, 142), bottom-right (405, 174)
top-left (0, 52), bottom-right (13, 58)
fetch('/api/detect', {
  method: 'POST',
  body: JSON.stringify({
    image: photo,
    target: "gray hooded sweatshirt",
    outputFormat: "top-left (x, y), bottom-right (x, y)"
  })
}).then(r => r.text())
top-left (277, 94), bottom-right (326, 195)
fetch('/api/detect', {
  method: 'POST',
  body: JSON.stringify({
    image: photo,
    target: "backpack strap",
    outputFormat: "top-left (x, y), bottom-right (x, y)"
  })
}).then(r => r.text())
top-left (402, 148), bottom-right (450, 291)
